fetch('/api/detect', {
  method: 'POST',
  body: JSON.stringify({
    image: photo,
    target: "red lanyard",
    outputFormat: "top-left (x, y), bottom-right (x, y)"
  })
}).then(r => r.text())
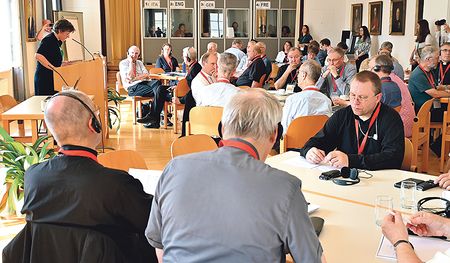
top-left (332, 63), bottom-right (345, 92)
top-left (261, 55), bottom-right (267, 60)
top-left (165, 57), bottom-right (173, 71)
top-left (200, 71), bottom-right (212, 85)
top-left (58, 149), bottom-right (98, 163)
top-left (217, 78), bottom-right (230, 83)
top-left (290, 69), bottom-right (299, 82)
top-left (354, 103), bottom-right (381, 155)
top-left (219, 140), bottom-right (259, 160)
top-left (381, 78), bottom-right (392, 83)
top-left (302, 86), bottom-right (319, 92)
top-left (440, 62), bottom-right (450, 83)
top-left (419, 64), bottom-right (435, 87)
top-left (187, 61), bottom-right (197, 76)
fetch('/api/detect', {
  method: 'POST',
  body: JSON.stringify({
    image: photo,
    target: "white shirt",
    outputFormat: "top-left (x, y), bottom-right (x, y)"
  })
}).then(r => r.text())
top-left (236, 56), bottom-right (250, 73)
top-left (119, 59), bottom-right (148, 90)
top-left (225, 46), bottom-right (246, 65)
top-left (275, 51), bottom-right (287, 63)
top-left (281, 86), bottom-right (332, 133)
top-left (191, 70), bottom-right (216, 102)
top-left (196, 81), bottom-right (239, 107)
top-left (427, 248), bottom-right (450, 263)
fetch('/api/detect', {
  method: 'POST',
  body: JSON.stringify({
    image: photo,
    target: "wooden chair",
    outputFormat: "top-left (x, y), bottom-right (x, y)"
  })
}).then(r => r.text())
top-left (186, 106), bottom-right (223, 137)
top-left (164, 79), bottom-right (190, 133)
top-left (263, 65), bottom-right (279, 90)
top-left (408, 99), bottom-right (433, 173)
top-left (402, 137), bottom-right (417, 172)
top-left (440, 102), bottom-right (450, 172)
top-left (116, 72), bottom-right (154, 125)
top-left (0, 95), bottom-right (33, 143)
top-left (256, 74), bottom-right (266, 88)
top-left (171, 134), bottom-right (218, 158)
top-left (280, 115), bottom-right (329, 153)
top-left (98, 149), bottom-right (147, 171)
top-left (394, 105), bottom-right (402, 113)
top-left (149, 68), bottom-right (165, 74)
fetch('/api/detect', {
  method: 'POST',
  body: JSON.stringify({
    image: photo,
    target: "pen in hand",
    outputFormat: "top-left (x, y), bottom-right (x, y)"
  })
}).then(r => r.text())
top-left (385, 210), bottom-right (417, 226)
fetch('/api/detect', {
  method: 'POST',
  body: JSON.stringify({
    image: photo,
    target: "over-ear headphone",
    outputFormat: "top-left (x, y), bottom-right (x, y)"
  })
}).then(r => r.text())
top-left (186, 47), bottom-right (192, 62)
top-left (161, 44), bottom-right (173, 55)
top-left (127, 49), bottom-right (140, 59)
top-left (332, 167), bottom-right (360, 186)
top-left (373, 64), bottom-right (394, 72)
top-left (51, 93), bottom-right (102, 133)
top-left (218, 122), bottom-right (283, 144)
top-left (418, 197), bottom-right (450, 218)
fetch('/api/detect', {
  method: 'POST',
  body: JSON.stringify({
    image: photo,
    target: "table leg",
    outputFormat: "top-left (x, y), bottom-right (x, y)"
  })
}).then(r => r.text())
top-left (31, 120), bottom-right (38, 143)
top-left (2, 120), bottom-right (10, 136)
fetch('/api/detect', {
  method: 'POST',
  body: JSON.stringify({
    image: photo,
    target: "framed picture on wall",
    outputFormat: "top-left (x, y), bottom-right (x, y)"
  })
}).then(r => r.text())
top-left (415, 0), bottom-right (424, 35)
top-left (389, 0), bottom-right (406, 35)
top-left (25, 0), bottom-right (37, 42)
top-left (369, 1), bottom-right (383, 35)
top-left (351, 4), bottom-right (363, 35)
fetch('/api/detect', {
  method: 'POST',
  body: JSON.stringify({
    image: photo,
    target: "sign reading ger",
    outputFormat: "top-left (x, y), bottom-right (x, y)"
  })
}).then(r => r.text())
top-left (170, 1), bottom-right (185, 8)
top-left (144, 1), bottom-right (160, 8)
top-left (256, 1), bottom-right (271, 9)
top-left (200, 1), bottom-right (215, 9)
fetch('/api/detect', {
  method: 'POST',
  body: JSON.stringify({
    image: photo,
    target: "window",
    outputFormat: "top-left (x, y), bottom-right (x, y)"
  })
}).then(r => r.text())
top-left (281, 10), bottom-right (296, 38)
top-left (201, 9), bottom-right (223, 38)
top-left (144, 9), bottom-right (167, 38)
top-left (226, 9), bottom-right (249, 38)
top-left (0, 0), bottom-right (21, 70)
top-left (256, 10), bottom-right (277, 37)
top-left (171, 9), bottom-right (194, 38)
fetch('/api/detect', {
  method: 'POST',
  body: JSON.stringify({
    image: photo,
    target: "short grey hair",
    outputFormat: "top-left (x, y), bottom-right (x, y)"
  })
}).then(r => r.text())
top-left (232, 39), bottom-right (242, 45)
top-left (45, 90), bottom-right (94, 143)
top-left (182, 47), bottom-right (197, 61)
top-left (301, 60), bottom-right (321, 83)
top-left (222, 88), bottom-right (282, 142)
top-left (218, 52), bottom-right (237, 75)
top-left (329, 47), bottom-right (345, 57)
top-left (207, 42), bottom-right (218, 50)
top-left (380, 41), bottom-right (393, 52)
top-left (256, 42), bottom-right (266, 49)
top-left (420, 46), bottom-right (438, 62)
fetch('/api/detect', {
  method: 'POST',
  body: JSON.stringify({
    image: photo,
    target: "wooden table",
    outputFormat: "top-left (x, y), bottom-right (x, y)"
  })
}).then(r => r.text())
top-left (149, 72), bottom-right (185, 85)
top-left (266, 151), bottom-right (445, 262)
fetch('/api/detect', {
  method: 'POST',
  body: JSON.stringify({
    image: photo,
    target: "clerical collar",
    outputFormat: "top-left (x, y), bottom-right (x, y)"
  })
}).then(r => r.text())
top-left (218, 138), bottom-right (260, 160)
top-left (59, 145), bottom-right (98, 162)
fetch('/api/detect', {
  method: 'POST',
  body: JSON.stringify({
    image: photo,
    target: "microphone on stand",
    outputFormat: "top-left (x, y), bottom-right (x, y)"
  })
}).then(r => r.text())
top-left (72, 38), bottom-right (95, 61)
top-left (48, 64), bottom-right (69, 87)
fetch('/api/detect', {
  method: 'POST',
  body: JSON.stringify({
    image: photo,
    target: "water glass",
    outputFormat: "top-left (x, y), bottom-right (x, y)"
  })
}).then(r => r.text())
top-left (400, 181), bottom-right (417, 209)
top-left (375, 195), bottom-right (393, 226)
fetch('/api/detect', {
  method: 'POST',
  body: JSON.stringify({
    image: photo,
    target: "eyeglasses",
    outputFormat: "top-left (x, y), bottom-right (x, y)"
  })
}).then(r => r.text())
top-left (288, 55), bottom-right (301, 59)
top-left (327, 57), bottom-right (343, 63)
top-left (441, 49), bottom-right (450, 53)
top-left (349, 94), bottom-right (376, 103)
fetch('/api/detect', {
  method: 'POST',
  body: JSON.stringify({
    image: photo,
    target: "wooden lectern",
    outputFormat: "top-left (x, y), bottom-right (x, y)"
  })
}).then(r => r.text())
top-left (53, 58), bottom-right (108, 141)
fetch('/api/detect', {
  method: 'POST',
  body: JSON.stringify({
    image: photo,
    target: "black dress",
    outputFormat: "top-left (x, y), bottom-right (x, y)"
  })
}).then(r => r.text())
top-left (34, 33), bottom-right (63, 95)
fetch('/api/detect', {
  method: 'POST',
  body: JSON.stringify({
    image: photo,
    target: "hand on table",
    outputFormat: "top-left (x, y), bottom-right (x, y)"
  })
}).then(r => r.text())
top-left (306, 147), bottom-right (325, 164)
top-left (408, 211), bottom-right (450, 237)
top-left (381, 211), bottom-right (409, 244)
top-left (324, 150), bottom-right (348, 167)
top-left (61, 61), bottom-right (73, 67)
top-left (333, 98), bottom-right (350, 106)
top-left (434, 173), bottom-right (450, 190)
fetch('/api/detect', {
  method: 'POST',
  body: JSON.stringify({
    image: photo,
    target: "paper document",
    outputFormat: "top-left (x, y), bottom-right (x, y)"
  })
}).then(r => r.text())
top-left (308, 204), bottom-right (320, 214)
top-left (281, 156), bottom-right (340, 172)
top-left (128, 168), bottom-right (162, 196)
top-left (376, 235), bottom-right (450, 261)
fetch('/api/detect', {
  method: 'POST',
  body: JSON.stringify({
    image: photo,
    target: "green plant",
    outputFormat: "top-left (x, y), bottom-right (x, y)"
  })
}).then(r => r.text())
top-left (0, 126), bottom-right (56, 213)
top-left (107, 87), bottom-right (126, 131)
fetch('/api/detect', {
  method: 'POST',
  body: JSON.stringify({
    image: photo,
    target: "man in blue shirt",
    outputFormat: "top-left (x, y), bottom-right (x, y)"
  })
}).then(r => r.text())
top-left (368, 55), bottom-right (402, 108)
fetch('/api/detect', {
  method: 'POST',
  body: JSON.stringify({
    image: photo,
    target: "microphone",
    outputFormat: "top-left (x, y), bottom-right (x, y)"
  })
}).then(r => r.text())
top-left (48, 64), bottom-right (69, 86)
top-left (72, 38), bottom-right (95, 60)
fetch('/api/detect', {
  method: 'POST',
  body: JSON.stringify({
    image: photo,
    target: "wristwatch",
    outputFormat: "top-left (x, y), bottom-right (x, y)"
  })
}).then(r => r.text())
top-left (445, 85), bottom-right (449, 90)
top-left (334, 75), bottom-right (340, 80)
top-left (393, 240), bottom-right (414, 251)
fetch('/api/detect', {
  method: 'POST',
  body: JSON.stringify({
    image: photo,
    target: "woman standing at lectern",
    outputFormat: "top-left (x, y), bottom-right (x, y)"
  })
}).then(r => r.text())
top-left (34, 19), bottom-right (75, 95)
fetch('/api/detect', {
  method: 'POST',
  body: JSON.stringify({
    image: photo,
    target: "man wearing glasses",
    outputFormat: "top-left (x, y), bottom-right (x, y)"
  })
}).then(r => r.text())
top-left (316, 47), bottom-right (356, 99)
top-left (274, 47), bottom-right (303, 92)
top-left (300, 71), bottom-right (405, 170)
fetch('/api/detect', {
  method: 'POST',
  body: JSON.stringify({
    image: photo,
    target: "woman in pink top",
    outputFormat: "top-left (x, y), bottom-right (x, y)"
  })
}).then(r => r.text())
top-left (390, 73), bottom-right (414, 137)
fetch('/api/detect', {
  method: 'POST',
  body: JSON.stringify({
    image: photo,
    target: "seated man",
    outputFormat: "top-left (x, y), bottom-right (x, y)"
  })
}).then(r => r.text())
top-left (317, 47), bottom-right (356, 98)
top-left (236, 41), bottom-right (256, 73)
top-left (368, 55), bottom-right (402, 108)
top-left (281, 60), bottom-right (332, 133)
top-left (235, 45), bottom-right (266, 87)
top-left (317, 38), bottom-right (331, 66)
top-left (302, 44), bottom-right (321, 64)
top-left (300, 71), bottom-right (405, 170)
top-left (274, 47), bottom-right (302, 92)
top-left (256, 41), bottom-right (272, 82)
top-left (224, 38), bottom-right (245, 65)
top-left (196, 52), bottom-right (240, 107)
top-left (191, 52), bottom-right (218, 102)
top-left (120, 45), bottom-right (170, 129)
top-left (22, 90), bottom-right (157, 263)
top-left (199, 42), bottom-right (218, 65)
top-left (146, 88), bottom-right (326, 263)
top-left (324, 42), bottom-right (349, 66)
top-left (379, 41), bottom-right (404, 80)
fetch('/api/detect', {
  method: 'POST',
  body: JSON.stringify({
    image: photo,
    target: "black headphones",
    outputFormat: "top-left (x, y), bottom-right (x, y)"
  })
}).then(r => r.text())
top-left (51, 93), bottom-right (102, 133)
top-left (332, 167), bottom-right (360, 186)
top-left (373, 64), bottom-right (394, 72)
top-left (418, 197), bottom-right (450, 218)
top-left (127, 50), bottom-right (140, 59)
top-left (186, 47), bottom-right (193, 62)
top-left (218, 122), bottom-right (283, 143)
top-left (162, 45), bottom-right (173, 55)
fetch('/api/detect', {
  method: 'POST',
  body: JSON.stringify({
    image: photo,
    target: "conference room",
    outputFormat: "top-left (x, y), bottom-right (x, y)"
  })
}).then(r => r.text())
top-left (2, 0), bottom-right (450, 262)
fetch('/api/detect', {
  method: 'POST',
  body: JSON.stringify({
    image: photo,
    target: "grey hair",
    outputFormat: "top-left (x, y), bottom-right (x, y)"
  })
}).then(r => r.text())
top-left (128, 45), bottom-right (140, 55)
top-left (420, 46), bottom-right (438, 62)
top-left (301, 60), bottom-right (322, 83)
top-left (218, 52), bottom-right (238, 75)
top-left (182, 47), bottom-right (197, 61)
top-left (329, 47), bottom-right (345, 57)
top-left (44, 90), bottom-right (94, 143)
top-left (222, 88), bottom-right (282, 142)
top-left (380, 41), bottom-right (393, 52)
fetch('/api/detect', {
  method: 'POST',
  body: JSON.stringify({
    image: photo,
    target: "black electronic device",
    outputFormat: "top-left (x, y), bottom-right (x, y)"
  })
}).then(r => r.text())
top-left (49, 23), bottom-right (54, 27)
top-left (436, 19), bottom-right (447, 26)
top-left (372, 64), bottom-right (394, 72)
top-left (394, 178), bottom-right (425, 188)
top-left (417, 180), bottom-right (439, 191)
top-left (418, 197), bottom-right (450, 218)
top-left (319, 170), bottom-right (341, 181)
top-left (310, 216), bottom-right (324, 236)
top-left (332, 167), bottom-right (360, 185)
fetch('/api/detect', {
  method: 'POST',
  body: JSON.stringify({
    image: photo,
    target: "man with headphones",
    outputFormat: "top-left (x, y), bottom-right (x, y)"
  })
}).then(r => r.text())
top-left (21, 90), bottom-right (157, 262)
top-left (120, 45), bottom-right (170, 128)
top-left (146, 88), bottom-right (326, 263)
top-left (301, 71), bottom-right (405, 170)
top-left (368, 55), bottom-right (402, 108)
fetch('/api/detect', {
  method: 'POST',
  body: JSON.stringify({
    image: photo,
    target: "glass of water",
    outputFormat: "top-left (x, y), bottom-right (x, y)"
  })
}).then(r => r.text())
top-left (375, 195), bottom-right (393, 226)
top-left (400, 181), bottom-right (417, 209)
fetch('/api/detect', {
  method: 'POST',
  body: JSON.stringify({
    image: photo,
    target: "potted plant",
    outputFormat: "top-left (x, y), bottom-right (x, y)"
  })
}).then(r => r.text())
top-left (107, 87), bottom-right (126, 131)
top-left (0, 126), bottom-right (55, 214)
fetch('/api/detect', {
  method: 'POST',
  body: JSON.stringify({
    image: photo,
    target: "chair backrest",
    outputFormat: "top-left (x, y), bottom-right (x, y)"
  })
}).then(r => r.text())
top-left (394, 105), bottom-right (402, 113)
top-left (285, 115), bottom-right (329, 149)
top-left (402, 137), bottom-right (417, 172)
top-left (150, 68), bottom-right (166, 74)
top-left (98, 150), bottom-right (147, 172)
top-left (415, 99), bottom-right (434, 128)
top-left (174, 78), bottom-right (190, 97)
top-left (270, 64), bottom-right (279, 79)
top-left (188, 106), bottom-right (223, 136)
top-left (0, 95), bottom-right (18, 112)
top-left (115, 72), bottom-right (125, 94)
top-left (257, 74), bottom-right (266, 87)
top-left (171, 134), bottom-right (218, 158)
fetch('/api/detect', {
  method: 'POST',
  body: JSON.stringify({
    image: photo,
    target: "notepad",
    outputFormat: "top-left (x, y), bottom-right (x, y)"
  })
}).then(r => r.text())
top-left (281, 156), bottom-right (341, 172)
top-left (376, 235), bottom-right (450, 261)
top-left (128, 168), bottom-right (162, 196)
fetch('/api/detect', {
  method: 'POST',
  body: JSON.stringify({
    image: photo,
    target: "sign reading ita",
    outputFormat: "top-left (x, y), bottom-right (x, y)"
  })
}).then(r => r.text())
top-left (144, 1), bottom-right (160, 8)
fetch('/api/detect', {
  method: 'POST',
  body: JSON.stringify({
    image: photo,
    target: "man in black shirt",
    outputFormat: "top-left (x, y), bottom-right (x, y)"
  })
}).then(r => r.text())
top-left (300, 71), bottom-right (405, 170)
top-left (274, 47), bottom-right (302, 92)
top-left (235, 45), bottom-right (266, 87)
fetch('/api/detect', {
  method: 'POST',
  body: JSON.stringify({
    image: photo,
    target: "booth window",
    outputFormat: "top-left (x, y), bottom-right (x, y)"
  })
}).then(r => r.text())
top-left (144, 9), bottom-right (167, 38)
top-left (171, 9), bottom-right (194, 37)
top-left (256, 10), bottom-right (277, 37)
top-left (226, 9), bottom-right (249, 38)
top-left (201, 9), bottom-right (223, 38)
top-left (281, 10), bottom-right (295, 37)
top-left (0, 0), bottom-right (21, 70)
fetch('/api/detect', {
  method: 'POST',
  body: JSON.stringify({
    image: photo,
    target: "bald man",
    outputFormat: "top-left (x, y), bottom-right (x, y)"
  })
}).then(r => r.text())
top-left (235, 45), bottom-right (266, 87)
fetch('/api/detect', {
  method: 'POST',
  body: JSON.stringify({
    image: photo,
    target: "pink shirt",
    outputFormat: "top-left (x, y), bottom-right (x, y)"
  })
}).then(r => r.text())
top-left (390, 73), bottom-right (414, 137)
